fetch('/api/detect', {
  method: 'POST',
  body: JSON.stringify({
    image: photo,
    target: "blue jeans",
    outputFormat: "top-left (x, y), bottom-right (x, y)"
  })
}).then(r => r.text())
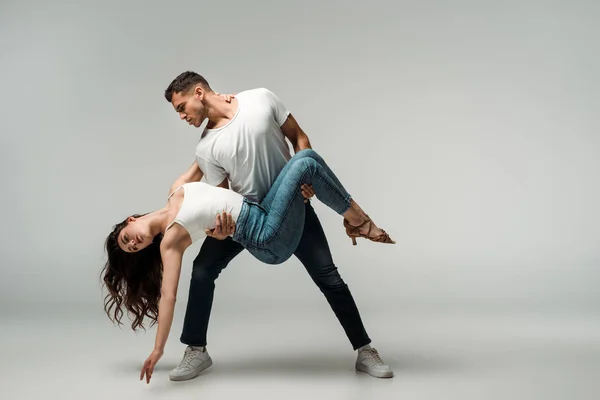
top-left (233, 149), bottom-right (352, 264)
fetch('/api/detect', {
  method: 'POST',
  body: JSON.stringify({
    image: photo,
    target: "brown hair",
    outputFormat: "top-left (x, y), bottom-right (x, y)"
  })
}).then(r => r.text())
top-left (100, 215), bottom-right (163, 331)
top-left (164, 71), bottom-right (212, 102)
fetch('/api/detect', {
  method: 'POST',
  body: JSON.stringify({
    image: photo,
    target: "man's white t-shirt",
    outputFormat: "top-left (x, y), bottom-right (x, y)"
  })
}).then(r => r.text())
top-left (195, 88), bottom-right (293, 203)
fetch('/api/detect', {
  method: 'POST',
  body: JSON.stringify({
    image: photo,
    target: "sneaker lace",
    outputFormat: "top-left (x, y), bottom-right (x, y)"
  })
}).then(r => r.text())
top-left (364, 348), bottom-right (384, 364)
top-left (179, 348), bottom-right (200, 368)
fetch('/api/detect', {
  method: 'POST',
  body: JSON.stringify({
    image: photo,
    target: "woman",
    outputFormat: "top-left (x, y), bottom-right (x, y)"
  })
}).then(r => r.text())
top-left (101, 149), bottom-right (394, 383)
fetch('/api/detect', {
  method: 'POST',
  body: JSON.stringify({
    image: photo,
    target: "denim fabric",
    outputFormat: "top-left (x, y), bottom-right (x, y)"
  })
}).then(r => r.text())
top-left (233, 149), bottom-right (352, 264)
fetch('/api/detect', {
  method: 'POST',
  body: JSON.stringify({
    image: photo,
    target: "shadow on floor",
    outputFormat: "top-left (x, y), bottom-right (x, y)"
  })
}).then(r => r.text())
top-left (112, 349), bottom-right (470, 379)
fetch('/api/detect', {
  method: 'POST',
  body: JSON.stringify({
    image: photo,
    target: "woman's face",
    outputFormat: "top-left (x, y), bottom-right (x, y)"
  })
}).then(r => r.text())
top-left (118, 217), bottom-right (152, 253)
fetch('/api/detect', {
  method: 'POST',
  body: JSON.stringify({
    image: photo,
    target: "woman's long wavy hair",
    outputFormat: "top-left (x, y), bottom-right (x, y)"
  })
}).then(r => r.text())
top-left (100, 214), bottom-right (164, 331)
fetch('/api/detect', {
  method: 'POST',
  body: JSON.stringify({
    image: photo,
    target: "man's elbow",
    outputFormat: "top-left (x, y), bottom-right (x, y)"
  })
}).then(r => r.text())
top-left (190, 169), bottom-right (203, 183)
top-left (295, 134), bottom-right (312, 152)
top-left (169, 181), bottom-right (183, 196)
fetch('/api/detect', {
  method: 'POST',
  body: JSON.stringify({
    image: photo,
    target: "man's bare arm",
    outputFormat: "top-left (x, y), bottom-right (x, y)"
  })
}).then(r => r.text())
top-left (280, 113), bottom-right (316, 202)
top-left (169, 161), bottom-right (204, 195)
top-left (217, 178), bottom-right (229, 189)
top-left (280, 114), bottom-right (312, 153)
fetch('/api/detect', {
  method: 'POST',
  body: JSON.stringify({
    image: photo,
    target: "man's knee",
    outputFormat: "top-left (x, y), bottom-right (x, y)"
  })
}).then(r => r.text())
top-left (190, 255), bottom-right (228, 283)
top-left (312, 263), bottom-right (347, 290)
top-left (189, 238), bottom-right (240, 283)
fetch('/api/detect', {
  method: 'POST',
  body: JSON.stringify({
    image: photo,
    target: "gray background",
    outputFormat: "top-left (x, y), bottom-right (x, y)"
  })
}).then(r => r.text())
top-left (1, 1), bottom-right (599, 399)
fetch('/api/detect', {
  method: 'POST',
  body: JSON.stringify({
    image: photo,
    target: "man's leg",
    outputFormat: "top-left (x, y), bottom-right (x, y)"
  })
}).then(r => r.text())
top-left (180, 236), bottom-right (245, 346)
top-left (170, 236), bottom-right (244, 381)
top-left (293, 202), bottom-right (393, 378)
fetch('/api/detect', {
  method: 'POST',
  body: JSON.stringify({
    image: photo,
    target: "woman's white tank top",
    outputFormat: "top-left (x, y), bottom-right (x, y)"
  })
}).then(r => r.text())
top-left (165, 182), bottom-right (244, 242)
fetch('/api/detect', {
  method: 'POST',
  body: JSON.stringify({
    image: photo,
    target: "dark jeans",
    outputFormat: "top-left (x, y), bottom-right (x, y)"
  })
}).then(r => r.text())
top-left (179, 202), bottom-right (371, 350)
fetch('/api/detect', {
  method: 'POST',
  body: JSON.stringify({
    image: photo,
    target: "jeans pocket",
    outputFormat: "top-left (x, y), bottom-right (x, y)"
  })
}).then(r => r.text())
top-left (248, 200), bottom-right (268, 213)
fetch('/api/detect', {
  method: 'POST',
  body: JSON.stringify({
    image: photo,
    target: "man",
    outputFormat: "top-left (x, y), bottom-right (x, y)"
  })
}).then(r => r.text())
top-left (163, 71), bottom-right (392, 379)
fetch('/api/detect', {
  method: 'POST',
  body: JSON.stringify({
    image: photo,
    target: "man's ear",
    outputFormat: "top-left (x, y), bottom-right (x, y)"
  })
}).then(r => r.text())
top-left (194, 85), bottom-right (205, 101)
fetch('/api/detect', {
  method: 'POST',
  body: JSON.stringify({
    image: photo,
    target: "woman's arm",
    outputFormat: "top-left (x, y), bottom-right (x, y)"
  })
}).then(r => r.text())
top-left (140, 226), bottom-right (191, 384)
top-left (154, 229), bottom-right (190, 352)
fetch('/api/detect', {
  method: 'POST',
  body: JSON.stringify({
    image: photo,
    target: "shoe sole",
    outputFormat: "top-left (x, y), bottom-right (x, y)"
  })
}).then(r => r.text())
top-left (169, 357), bottom-right (213, 381)
top-left (355, 363), bottom-right (394, 378)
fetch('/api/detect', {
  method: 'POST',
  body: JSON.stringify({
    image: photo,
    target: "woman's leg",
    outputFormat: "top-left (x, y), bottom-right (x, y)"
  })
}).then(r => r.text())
top-left (255, 150), bottom-right (391, 261)
top-left (294, 150), bottom-right (392, 242)
top-left (250, 156), bottom-right (347, 263)
top-left (259, 149), bottom-right (333, 211)
top-left (267, 155), bottom-right (353, 221)
top-left (294, 149), bottom-right (349, 195)
top-left (262, 149), bottom-right (379, 233)
top-left (235, 151), bottom-right (324, 264)
top-left (238, 149), bottom-right (393, 263)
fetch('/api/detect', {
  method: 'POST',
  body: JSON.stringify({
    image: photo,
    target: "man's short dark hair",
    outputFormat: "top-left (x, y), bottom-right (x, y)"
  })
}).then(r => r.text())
top-left (164, 71), bottom-right (212, 102)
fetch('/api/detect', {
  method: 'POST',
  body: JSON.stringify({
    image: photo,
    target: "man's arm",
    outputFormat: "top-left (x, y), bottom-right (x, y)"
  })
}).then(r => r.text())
top-left (217, 178), bottom-right (229, 189)
top-left (280, 113), bottom-right (316, 202)
top-left (169, 162), bottom-right (229, 193)
top-left (169, 160), bottom-right (204, 195)
top-left (280, 114), bottom-right (312, 153)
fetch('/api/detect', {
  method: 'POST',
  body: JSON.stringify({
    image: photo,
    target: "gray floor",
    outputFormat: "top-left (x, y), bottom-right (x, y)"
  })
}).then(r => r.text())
top-left (3, 304), bottom-right (600, 400)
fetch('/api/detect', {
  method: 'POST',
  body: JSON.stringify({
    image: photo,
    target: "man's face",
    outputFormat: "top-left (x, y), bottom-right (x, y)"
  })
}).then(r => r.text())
top-left (171, 86), bottom-right (207, 128)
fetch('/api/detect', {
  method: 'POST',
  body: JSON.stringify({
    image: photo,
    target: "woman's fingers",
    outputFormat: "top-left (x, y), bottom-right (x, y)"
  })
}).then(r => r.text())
top-left (146, 364), bottom-right (153, 383)
top-left (140, 360), bottom-right (151, 382)
top-left (216, 92), bottom-right (235, 102)
top-left (140, 363), bottom-right (146, 380)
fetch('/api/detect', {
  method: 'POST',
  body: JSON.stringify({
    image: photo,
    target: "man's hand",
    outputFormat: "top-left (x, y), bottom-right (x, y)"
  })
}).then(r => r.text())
top-left (140, 348), bottom-right (163, 384)
top-left (301, 184), bottom-right (315, 203)
top-left (206, 211), bottom-right (236, 239)
top-left (215, 92), bottom-right (236, 103)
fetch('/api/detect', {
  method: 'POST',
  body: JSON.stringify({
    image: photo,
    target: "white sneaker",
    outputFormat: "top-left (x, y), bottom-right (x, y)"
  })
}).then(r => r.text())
top-left (355, 347), bottom-right (394, 378)
top-left (169, 345), bottom-right (213, 381)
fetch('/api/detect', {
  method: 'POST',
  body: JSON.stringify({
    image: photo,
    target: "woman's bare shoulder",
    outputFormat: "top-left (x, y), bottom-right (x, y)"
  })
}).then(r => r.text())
top-left (161, 223), bottom-right (191, 253)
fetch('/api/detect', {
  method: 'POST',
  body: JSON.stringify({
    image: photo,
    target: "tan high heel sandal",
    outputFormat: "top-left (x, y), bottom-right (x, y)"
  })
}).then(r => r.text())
top-left (343, 216), bottom-right (396, 246)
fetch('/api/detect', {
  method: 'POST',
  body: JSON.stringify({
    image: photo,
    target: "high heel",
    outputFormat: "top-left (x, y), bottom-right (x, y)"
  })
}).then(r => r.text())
top-left (343, 216), bottom-right (396, 245)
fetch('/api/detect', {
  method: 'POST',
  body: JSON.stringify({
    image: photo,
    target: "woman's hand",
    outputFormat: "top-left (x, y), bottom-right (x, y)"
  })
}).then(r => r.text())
top-left (140, 348), bottom-right (164, 384)
top-left (206, 212), bottom-right (236, 240)
top-left (215, 92), bottom-right (236, 103)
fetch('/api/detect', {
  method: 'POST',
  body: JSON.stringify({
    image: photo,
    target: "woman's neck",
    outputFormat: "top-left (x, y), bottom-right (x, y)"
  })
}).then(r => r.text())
top-left (141, 208), bottom-right (172, 236)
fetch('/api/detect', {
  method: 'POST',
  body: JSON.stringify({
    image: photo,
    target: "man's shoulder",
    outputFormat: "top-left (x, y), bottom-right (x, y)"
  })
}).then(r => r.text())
top-left (236, 87), bottom-right (276, 100)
